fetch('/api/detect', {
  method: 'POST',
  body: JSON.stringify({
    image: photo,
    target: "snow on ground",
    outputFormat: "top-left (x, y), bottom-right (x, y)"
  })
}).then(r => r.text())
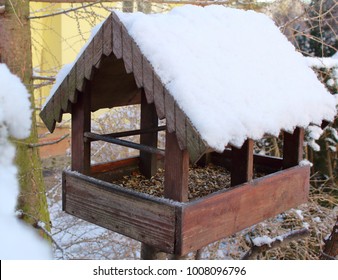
top-left (117, 5), bottom-right (336, 150)
top-left (0, 63), bottom-right (52, 259)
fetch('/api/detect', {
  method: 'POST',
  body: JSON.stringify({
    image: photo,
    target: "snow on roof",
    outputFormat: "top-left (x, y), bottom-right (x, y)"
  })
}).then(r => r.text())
top-left (116, 5), bottom-right (336, 150)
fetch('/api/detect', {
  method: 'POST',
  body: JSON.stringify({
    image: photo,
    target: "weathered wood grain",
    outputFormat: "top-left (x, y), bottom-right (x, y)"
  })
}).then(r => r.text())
top-left (40, 100), bottom-right (56, 132)
top-left (175, 105), bottom-right (187, 150)
top-left (91, 157), bottom-right (139, 174)
top-left (112, 13), bottom-right (123, 59)
top-left (53, 90), bottom-right (62, 122)
top-left (71, 84), bottom-right (91, 175)
top-left (165, 91), bottom-right (175, 133)
top-left (231, 139), bottom-right (254, 186)
top-left (140, 90), bottom-right (159, 178)
top-left (164, 131), bottom-right (189, 202)
top-left (178, 165), bottom-right (310, 255)
top-left (60, 75), bottom-right (69, 112)
top-left (63, 171), bottom-right (177, 253)
top-left (93, 26), bottom-right (103, 68)
top-left (186, 120), bottom-right (207, 164)
top-left (68, 67), bottom-right (77, 103)
top-left (132, 41), bottom-right (143, 87)
top-left (103, 14), bottom-right (113, 56)
top-left (143, 57), bottom-right (154, 103)
top-left (76, 52), bottom-right (85, 91)
top-left (283, 127), bottom-right (304, 169)
top-left (153, 76), bottom-right (165, 119)
top-left (122, 26), bottom-right (133, 73)
top-left (210, 150), bottom-right (283, 173)
top-left (84, 41), bottom-right (94, 80)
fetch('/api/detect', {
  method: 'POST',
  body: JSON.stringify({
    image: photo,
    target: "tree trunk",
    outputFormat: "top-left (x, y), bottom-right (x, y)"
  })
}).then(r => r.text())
top-left (0, 0), bottom-right (50, 235)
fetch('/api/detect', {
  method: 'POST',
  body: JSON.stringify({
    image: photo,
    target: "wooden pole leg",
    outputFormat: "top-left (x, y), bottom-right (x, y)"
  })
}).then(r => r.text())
top-left (140, 244), bottom-right (168, 260)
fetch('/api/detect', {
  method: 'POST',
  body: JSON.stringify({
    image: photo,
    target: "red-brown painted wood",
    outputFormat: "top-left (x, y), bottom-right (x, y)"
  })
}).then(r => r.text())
top-left (178, 165), bottom-right (310, 255)
top-left (140, 90), bottom-right (159, 178)
top-left (164, 131), bottom-right (189, 202)
top-left (71, 84), bottom-right (91, 175)
top-left (231, 139), bottom-right (254, 186)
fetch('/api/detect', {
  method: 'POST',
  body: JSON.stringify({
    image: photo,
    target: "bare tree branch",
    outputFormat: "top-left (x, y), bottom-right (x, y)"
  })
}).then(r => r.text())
top-left (242, 228), bottom-right (310, 260)
top-left (28, 133), bottom-right (70, 148)
top-left (28, 1), bottom-right (102, 20)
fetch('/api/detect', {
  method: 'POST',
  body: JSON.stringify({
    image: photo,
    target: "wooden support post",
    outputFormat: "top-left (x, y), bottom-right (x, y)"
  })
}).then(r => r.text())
top-left (164, 131), bottom-right (189, 202)
top-left (231, 139), bottom-right (254, 187)
top-left (196, 152), bottom-right (211, 167)
top-left (283, 127), bottom-right (304, 169)
top-left (71, 85), bottom-right (91, 175)
top-left (141, 130), bottom-right (189, 259)
top-left (140, 89), bottom-right (158, 178)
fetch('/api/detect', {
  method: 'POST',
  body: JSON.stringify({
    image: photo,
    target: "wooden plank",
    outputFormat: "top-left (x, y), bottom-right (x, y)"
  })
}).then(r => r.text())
top-left (231, 139), bottom-right (254, 186)
top-left (63, 171), bottom-right (177, 253)
top-left (165, 91), bottom-right (175, 133)
top-left (103, 14), bottom-right (113, 56)
top-left (93, 26), bottom-right (103, 68)
top-left (91, 157), bottom-right (139, 174)
top-left (84, 41), bottom-right (94, 80)
top-left (40, 100), bottom-right (56, 133)
top-left (175, 105), bottom-right (187, 150)
top-left (71, 85), bottom-right (91, 175)
top-left (164, 131), bottom-right (189, 202)
top-left (140, 90), bottom-right (159, 178)
top-left (122, 26), bottom-right (133, 73)
top-left (87, 126), bottom-right (166, 141)
top-left (153, 75), bottom-right (165, 119)
top-left (53, 90), bottom-right (62, 122)
top-left (112, 13), bottom-right (123, 59)
top-left (143, 57), bottom-right (154, 103)
top-left (60, 75), bottom-right (69, 112)
top-left (210, 150), bottom-right (283, 173)
top-left (178, 165), bottom-right (310, 255)
top-left (186, 120), bottom-right (207, 164)
top-left (132, 41), bottom-right (143, 87)
top-left (68, 67), bottom-right (77, 103)
top-left (76, 52), bottom-right (85, 91)
top-left (85, 132), bottom-right (165, 156)
top-left (283, 127), bottom-right (304, 169)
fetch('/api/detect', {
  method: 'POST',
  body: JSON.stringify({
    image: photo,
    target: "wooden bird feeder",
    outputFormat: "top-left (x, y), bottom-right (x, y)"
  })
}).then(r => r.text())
top-left (40, 12), bottom-right (315, 256)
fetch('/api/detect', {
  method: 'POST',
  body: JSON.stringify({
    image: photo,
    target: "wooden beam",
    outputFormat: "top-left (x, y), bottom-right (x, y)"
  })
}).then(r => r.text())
top-left (283, 127), bottom-right (304, 169)
top-left (210, 150), bottom-right (283, 173)
top-left (140, 90), bottom-right (159, 178)
top-left (164, 131), bottom-right (189, 202)
top-left (84, 132), bottom-right (165, 156)
top-left (231, 139), bottom-right (254, 186)
top-left (71, 86), bottom-right (91, 175)
top-left (86, 126), bottom-right (166, 141)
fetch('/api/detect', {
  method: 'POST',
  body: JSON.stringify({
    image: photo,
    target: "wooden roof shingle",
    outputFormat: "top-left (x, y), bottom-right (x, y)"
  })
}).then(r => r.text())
top-left (40, 12), bottom-right (207, 163)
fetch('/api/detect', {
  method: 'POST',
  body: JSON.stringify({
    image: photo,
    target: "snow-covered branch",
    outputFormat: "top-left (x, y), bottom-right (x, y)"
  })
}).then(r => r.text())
top-left (242, 228), bottom-right (310, 260)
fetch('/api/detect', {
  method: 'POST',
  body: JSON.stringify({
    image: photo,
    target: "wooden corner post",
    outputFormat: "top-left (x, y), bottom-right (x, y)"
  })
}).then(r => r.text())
top-left (71, 86), bottom-right (91, 175)
top-left (283, 127), bottom-right (304, 169)
top-left (231, 139), bottom-right (254, 186)
top-left (164, 131), bottom-right (189, 202)
top-left (140, 89), bottom-right (158, 178)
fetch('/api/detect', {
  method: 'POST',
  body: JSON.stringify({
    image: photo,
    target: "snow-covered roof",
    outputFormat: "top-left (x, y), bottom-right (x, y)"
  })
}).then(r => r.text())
top-left (40, 5), bottom-right (336, 162)
top-left (117, 5), bottom-right (336, 149)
